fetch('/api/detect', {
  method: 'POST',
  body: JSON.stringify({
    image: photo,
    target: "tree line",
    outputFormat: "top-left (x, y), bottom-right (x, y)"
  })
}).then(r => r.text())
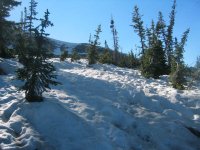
top-left (0, 0), bottom-right (199, 102)
top-left (86, 0), bottom-right (198, 90)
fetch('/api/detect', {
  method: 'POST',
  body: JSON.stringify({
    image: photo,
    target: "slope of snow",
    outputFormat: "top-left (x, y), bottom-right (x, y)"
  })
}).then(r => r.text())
top-left (0, 58), bottom-right (200, 150)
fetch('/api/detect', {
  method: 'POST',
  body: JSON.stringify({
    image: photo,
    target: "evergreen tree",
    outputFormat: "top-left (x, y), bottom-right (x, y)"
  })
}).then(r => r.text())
top-left (156, 11), bottom-right (169, 73)
top-left (23, 7), bottom-right (28, 31)
top-left (193, 56), bottom-right (200, 81)
top-left (132, 5), bottom-right (146, 55)
top-left (99, 40), bottom-right (112, 64)
top-left (118, 53), bottom-right (128, 68)
top-left (186, 56), bottom-right (200, 88)
top-left (15, 0), bottom-right (39, 64)
top-left (0, 0), bottom-right (21, 57)
top-left (17, 8), bottom-right (59, 102)
top-left (141, 20), bottom-right (167, 78)
top-left (156, 12), bottom-right (167, 45)
top-left (26, 0), bottom-right (38, 37)
top-left (87, 25), bottom-right (102, 65)
top-left (195, 56), bottom-right (200, 69)
top-left (146, 28), bottom-right (152, 48)
top-left (170, 29), bottom-right (189, 89)
top-left (15, 31), bottom-right (29, 64)
top-left (166, 0), bottom-right (176, 69)
top-left (132, 1), bottom-right (189, 82)
top-left (110, 17), bottom-right (119, 65)
top-left (141, 40), bottom-right (167, 78)
top-left (15, 7), bottom-right (30, 64)
top-left (175, 29), bottom-right (190, 65)
top-left (15, 0), bottom-right (38, 64)
top-left (127, 50), bottom-right (139, 68)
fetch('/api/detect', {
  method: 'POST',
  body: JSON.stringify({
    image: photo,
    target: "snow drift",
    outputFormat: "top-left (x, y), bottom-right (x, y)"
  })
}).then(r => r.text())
top-left (0, 58), bottom-right (200, 150)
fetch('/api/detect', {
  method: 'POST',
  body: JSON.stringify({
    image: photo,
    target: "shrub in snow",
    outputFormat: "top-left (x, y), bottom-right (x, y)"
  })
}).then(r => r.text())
top-left (170, 65), bottom-right (186, 90)
top-left (99, 49), bottom-right (112, 65)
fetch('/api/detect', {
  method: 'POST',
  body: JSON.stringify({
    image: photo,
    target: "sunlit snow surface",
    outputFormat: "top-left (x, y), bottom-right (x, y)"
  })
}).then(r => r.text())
top-left (0, 58), bottom-right (200, 150)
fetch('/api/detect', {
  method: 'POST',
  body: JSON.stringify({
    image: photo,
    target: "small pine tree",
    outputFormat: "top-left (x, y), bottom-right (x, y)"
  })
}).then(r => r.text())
top-left (170, 64), bottom-right (186, 90)
top-left (127, 50), bottom-right (139, 68)
top-left (17, 8), bottom-right (59, 102)
top-left (186, 56), bottom-right (200, 88)
top-left (87, 25), bottom-right (102, 65)
top-left (99, 40), bottom-right (112, 64)
top-left (118, 54), bottom-right (128, 68)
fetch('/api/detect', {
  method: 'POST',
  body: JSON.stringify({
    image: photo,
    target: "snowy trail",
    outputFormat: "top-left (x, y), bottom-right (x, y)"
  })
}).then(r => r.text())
top-left (0, 58), bottom-right (200, 150)
top-left (53, 59), bottom-right (200, 123)
top-left (51, 59), bottom-right (200, 149)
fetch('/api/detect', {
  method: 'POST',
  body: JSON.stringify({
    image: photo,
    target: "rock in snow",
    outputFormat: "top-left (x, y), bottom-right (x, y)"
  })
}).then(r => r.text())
top-left (0, 58), bottom-right (200, 150)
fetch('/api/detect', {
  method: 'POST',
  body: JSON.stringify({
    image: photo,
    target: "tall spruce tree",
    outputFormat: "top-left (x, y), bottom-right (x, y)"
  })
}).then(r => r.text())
top-left (166, 0), bottom-right (176, 70)
top-left (87, 25), bottom-right (102, 65)
top-left (23, 7), bottom-right (28, 32)
top-left (17, 7), bottom-right (59, 102)
top-left (15, 7), bottom-right (29, 64)
top-left (0, 0), bottom-right (21, 58)
top-left (110, 17), bottom-right (119, 65)
top-left (15, 1), bottom-right (38, 65)
top-left (132, 6), bottom-right (146, 55)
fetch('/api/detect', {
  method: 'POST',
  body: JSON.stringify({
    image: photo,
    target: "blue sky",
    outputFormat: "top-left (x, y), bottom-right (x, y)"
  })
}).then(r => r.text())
top-left (9, 0), bottom-right (200, 66)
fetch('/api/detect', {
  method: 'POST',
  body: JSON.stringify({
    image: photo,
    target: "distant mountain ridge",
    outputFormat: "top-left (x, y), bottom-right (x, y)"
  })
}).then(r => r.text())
top-left (49, 38), bottom-right (109, 57)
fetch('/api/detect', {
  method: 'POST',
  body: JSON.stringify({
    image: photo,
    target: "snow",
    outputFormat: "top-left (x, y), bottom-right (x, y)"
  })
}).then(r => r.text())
top-left (0, 58), bottom-right (200, 150)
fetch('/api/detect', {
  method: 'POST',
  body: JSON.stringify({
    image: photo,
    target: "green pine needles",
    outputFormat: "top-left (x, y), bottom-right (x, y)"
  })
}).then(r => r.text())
top-left (16, 2), bottom-right (59, 102)
top-left (132, 0), bottom-right (190, 89)
top-left (87, 25), bottom-right (102, 65)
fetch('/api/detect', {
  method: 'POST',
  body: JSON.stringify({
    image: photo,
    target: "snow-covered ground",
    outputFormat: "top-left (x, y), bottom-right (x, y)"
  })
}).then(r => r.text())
top-left (0, 58), bottom-right (200, 150)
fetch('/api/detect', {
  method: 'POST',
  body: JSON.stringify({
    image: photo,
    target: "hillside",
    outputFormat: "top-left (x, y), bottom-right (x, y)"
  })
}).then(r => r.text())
top-left (49, 38), bottom-right (110, 57)
top-left (0, 58), bottom-right (200, 150)
top-left (49, 38), bottom-right (79, 56)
